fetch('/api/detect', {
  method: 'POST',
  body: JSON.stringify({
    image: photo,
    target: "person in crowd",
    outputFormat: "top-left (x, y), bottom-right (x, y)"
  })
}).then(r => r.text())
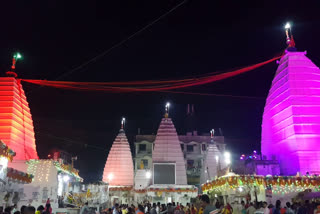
top-left (35, 206), bottom-right (44, 214)
top-left (123, 205), bottom-right (129, 214)
top-left (127, 208), bottom-right (135, 214)
top-left (81, 202), bottom-right (90, 214)
top-left (113, 204), bottom-right (120, 214)
top-left (12, 205), bottom-right (18, 214)
top-left (198, 206), bottom-right (203, 214)
top-left (222, 203), bottom-right (233, 214)
top-left (20, 206), bottom-right (27, 214)
top-left (43, 200), bottom-right (52, 214)
top-left (247, 203), bottom-right (256, 214)
top-left (136, 205), bottom-right (144, 214)
top-left (314, 205), bottom-right (320, 214)
top-left (160, 204), bottom-right (166, 214)
top-left (261, 202), bottom-right (268, 214)
top-left (107, 208), bottom-right (113, 214)
top-left (200, 194), bottom-right (216, 214)
top-left (272, 200), bottom-right (281, 214)
top-left (285, 203), bottom-right (293, 214)
top-left (254, 202), bottom-right (264, 214)
top-left (167, 203), bottom-right (175, 214)
top-left (4, 207), bottom-right (12, 214)
top-left (25, 207), bottom-right (36, 214)
top-left (156, 203), bottom-right (161, 214)
top-left (150, 204), bottom-right (157, 214)
top-left (191, 204), bottom-right (197, 214)
top-left (14, 211), bottom-right (21, 214)
top-left (241, 201), bottom-right (247, 214)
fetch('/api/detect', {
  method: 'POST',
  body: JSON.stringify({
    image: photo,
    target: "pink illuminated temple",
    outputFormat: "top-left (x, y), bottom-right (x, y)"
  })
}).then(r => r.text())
top-left (261, 50), bottom-right (320, 175)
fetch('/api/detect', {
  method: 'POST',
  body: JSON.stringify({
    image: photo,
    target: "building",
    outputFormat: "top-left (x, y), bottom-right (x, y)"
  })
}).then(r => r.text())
top-left (0, 77), bottom-right (38, 160)
top-left (102, 121), bottom-right (134, 205)
top-left (134, 124), bottom-right (225, 187)
top-left (261, 49), bottom-right (320, 175)
top-left (233, 152), bottom-right (280, 176)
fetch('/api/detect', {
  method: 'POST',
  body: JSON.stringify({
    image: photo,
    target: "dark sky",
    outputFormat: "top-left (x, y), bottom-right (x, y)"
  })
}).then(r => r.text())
top-left (1, 1), bottom-right (320, 182)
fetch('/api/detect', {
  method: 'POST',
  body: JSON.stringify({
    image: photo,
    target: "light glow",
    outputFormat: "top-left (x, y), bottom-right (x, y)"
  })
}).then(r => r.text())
top-left (146, 171), bottom-right (152, 179)
top-left (285, 22), bottom-right (291, 29)
top-left (63, 175), bottom-right (70, 182)
top-left (108, 173), bottom-right (113, 181)
top-left (224, 152), bottom-right (231, 165)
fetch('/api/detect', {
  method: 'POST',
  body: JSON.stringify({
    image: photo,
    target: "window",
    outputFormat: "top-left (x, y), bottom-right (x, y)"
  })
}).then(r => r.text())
top-left (202, 144), bottom-right (206, 151)
top-left (142, 159), bottom-right (148, 168)
top-left (139, 144), bottom-right (146, 152)
top-left (187, 160), bottom-right (194, 169)
top-left (180, 144), bottom-right (184, 151)
top-left (187, 145), bottom-right (194, 152)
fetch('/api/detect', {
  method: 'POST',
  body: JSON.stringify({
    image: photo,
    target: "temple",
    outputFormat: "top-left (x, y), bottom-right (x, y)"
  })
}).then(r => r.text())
top-left (152, 116), bottom-right (188, 185)
top-left (261, 50), bottom-right (320, 175)
top-left (200, 135), bottom-right (221, 184)
top-left (0, 77), bottom-right (38, 160)
top-left (102, 120), bottom-right (134, 204)
top-left (102, 126), bottom-right (134, 186)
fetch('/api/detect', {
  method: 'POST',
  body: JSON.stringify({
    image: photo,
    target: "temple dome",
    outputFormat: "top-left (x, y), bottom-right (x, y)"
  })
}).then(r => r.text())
top-left (261, 51), bottom-right (320, 175)
top-left (152, 117), bottom-right (187, 185)
top-left (0, 77), bottom-right (38, 160)
top-left (102, 128), bottom-right (134, 186)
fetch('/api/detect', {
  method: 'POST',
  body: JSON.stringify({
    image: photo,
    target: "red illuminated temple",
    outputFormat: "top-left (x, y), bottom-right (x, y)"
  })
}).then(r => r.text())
top-left (0, 77), bottom-right (38, 160)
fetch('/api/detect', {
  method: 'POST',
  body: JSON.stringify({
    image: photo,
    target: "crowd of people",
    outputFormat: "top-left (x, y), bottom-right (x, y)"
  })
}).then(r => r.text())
top-left (0, 200), bottom-right (52, 214)
top-left (95, 195), bottom-right (320, 214)
top-left (2, 195), bottom-right (320, 214)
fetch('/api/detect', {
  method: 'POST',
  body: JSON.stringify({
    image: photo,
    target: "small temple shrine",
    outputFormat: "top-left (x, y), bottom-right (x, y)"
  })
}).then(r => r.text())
top-left (200, 129), bottom-right (223, 184)
top-left (146, 104), bottom-right (197, 204)
top-left (102, 118), bottom-right (134, 204)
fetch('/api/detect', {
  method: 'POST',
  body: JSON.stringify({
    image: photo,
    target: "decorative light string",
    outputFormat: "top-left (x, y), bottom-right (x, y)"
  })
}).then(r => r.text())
top-left (21, 55), bottom-right (282, 93)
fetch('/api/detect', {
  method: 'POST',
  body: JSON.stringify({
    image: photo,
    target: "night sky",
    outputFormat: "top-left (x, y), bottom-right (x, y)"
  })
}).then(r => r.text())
top-left (1, 1), bottom-right (320, 182)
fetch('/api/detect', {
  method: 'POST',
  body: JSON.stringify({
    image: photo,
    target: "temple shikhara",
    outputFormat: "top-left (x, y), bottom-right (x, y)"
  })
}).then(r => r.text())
top-left (102, 119), bottom-right (134, 186)
top-left (202, 25), bottom-right (320, 204)
top-left (261, 50), bottom-right (320, 175)
top-left (0, 77), bottom-right (38, 160)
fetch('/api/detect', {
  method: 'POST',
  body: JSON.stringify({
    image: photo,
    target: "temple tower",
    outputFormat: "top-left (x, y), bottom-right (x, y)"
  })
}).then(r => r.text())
top-left (0, 77), bottom-right (38, 160)
top-left (102, 122), bottom-right (134, 186)
top-left (200, 143), bottom-right (220, 183)
top-left (152, 107), bottom-right (187, 185)
top-left (261, 50), bottom-right (320, 175)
